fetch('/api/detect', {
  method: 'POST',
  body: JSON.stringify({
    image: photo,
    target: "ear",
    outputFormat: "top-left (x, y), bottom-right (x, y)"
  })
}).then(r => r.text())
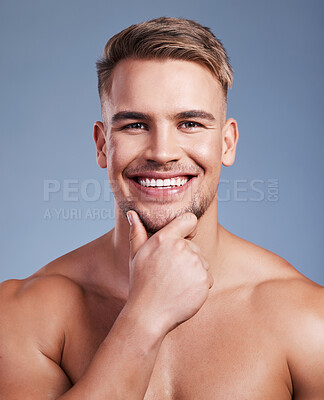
top-left (221, 118), bottom-right (239, 167)
top-left (93, 121), bottom-right (107, 168)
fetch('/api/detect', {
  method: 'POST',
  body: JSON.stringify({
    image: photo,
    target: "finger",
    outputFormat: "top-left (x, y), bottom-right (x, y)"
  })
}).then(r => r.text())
top-left (184, 241), bottom-right (209, 270)
top-left (201, 255), bottom-right (210, 271)
top-left (185, 240), bottom-right (201, 254)
top-left (207, 271), bottom-right (214, 289)
top-left (127, 210), bottom-right (148, 259)
top-left (185, 222), bottom-right (198, 240)
top-left (157, 212), bottom-right (198, 240)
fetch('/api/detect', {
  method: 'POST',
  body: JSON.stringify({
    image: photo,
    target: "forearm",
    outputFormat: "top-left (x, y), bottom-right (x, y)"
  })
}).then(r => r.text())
top-left (58, 306), bottom-right (166, 400)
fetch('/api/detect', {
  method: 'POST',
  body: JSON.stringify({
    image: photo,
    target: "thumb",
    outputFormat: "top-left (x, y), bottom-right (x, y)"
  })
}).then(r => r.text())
top-left (127, 210), bottom-right (148, 259)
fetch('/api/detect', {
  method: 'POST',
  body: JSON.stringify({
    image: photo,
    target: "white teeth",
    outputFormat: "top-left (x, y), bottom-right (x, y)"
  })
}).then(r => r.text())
top-left (138, 177), bottom-right (189, 188)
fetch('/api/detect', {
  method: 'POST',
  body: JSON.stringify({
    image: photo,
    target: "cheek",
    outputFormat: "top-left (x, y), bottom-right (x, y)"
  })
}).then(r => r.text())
top-left (106, 135), bottom-right (135, 179)
top-left (191, 138), bottom-right (222, 198)
top-left (188, 134), bottom-right (222, 172)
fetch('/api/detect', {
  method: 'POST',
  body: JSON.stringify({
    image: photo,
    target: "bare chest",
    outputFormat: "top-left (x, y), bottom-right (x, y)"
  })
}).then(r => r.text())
top-left (61, 292), bottom-right (292, 400)
top-left (145, 313), bottom-right (292, 400)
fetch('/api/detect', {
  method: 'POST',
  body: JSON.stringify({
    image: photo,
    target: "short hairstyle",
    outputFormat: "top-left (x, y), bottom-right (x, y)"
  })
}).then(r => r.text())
top-left (96, 17), bottom-right (233, 100)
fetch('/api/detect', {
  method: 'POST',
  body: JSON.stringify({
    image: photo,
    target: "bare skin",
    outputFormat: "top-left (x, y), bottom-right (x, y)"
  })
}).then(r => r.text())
top-left (0, 59), bottom-right (323, 399)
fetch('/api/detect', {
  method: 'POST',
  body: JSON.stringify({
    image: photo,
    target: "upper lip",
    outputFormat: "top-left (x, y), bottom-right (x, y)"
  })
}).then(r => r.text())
top-left (127, 171), bottom-right (197, 180)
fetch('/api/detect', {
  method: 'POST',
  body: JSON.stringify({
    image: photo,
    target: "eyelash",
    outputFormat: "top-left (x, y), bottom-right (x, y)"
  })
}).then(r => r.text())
top-left (121, 122), bottom-right (146, 130)
top-left (121, 121), bottom-right (204, 131)
top-left (180, 121), bottom-right (203, 129)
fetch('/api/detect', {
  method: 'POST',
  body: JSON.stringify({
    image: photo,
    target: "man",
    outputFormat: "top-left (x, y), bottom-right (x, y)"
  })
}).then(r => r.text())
top-left (0, 16), bottom-right (323, 399)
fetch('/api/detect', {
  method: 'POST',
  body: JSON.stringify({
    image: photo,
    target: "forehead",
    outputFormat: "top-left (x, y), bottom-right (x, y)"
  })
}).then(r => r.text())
top-left (102, 58), bottom-right (225, 119)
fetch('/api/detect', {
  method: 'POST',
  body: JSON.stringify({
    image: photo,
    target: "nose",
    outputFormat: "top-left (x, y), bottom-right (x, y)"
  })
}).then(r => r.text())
top-left (143, 125), bottom-right (182, 165)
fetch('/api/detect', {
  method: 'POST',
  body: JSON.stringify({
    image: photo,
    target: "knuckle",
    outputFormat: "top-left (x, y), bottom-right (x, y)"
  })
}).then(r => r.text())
top-left (155, 231), bottom-right (165, 244)
top-left (192, 253), bottom-right (200, 266)
top-left (186, 240), bottom-right (201, 255)
top-left (193, 252), bottom-right (202, 265)
top-left (174, 238), bottom-right (186, 252)
top-left (191, 243), bottom-right (200, 253)
top-left (198, 268), bottom-right (208, 281)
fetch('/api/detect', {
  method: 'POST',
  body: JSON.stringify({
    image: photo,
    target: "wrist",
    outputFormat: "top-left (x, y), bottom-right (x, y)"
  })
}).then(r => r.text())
top-left (121, 302), bottom-right (169, 343)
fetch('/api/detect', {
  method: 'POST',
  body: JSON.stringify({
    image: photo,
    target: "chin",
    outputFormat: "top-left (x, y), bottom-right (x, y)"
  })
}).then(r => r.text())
top-left (137, 208), bottom-right (180, 234)
top-left (118, 193), bottom-right (210, 234)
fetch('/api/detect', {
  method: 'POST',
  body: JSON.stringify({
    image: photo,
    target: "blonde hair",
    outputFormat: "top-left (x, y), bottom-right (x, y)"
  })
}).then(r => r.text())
top-left (96, 17), bottom-right (233, 99)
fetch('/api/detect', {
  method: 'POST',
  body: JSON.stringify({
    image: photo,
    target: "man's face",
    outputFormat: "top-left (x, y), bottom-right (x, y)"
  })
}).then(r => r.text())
top-left (99, 58), bottom-right (232, 233)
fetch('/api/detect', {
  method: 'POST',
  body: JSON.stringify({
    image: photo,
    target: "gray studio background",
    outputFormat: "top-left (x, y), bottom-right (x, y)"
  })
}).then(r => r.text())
top-left (0, 0), bottom-right (323, 284)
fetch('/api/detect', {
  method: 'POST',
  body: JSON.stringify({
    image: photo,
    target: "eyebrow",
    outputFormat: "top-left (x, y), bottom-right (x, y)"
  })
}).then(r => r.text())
top-left (111, 109), bottom-right (216, 124)
top-left (111, 111), bottom-right (152, 124)
top-left (173, 110), bottom-right (216, 121)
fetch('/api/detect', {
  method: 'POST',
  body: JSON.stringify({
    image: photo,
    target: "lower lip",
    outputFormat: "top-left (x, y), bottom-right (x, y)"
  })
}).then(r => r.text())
top-left (129, 177), bottom-right (196, 199)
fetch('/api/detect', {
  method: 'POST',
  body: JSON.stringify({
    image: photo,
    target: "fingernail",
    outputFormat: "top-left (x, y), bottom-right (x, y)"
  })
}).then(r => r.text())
top-left (126, 211), bottom-right (133, 226)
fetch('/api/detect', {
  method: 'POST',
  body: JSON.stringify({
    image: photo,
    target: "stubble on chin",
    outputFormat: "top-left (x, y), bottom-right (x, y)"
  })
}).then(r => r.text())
top-left (118, 191), bottom-right (211, 235)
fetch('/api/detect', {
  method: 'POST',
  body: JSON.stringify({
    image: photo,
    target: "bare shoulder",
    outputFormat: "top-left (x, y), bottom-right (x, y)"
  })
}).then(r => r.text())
top-left (229, 230), bottom-right (324, 318)
top-left (253, 272), bottom-right (324, 398)
top-left (240, 235), bottom-right (324, 317)
top-left (0, 274), bottom-right (86, 355)
top-left (250, 263), bottom-right (324, 331)
top-left (0, 270), bottom-right (90, 353)
top-left (0, 229), bottom-right (115, 342)
top-left (0, 272), bottom-right (86, 313)
top-left (230, 233), bottom-right (324, 399)
top-left (0, 274), bottom-right (87, 398)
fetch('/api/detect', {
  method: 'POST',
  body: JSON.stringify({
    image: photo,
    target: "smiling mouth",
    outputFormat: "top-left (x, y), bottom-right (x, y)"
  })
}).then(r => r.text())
top-left (135, 176), bottom-right (191, 188)
top-left (127, 175), bottom-right (196, 194)
top-left (126, 174), bottom-right (197, 201)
